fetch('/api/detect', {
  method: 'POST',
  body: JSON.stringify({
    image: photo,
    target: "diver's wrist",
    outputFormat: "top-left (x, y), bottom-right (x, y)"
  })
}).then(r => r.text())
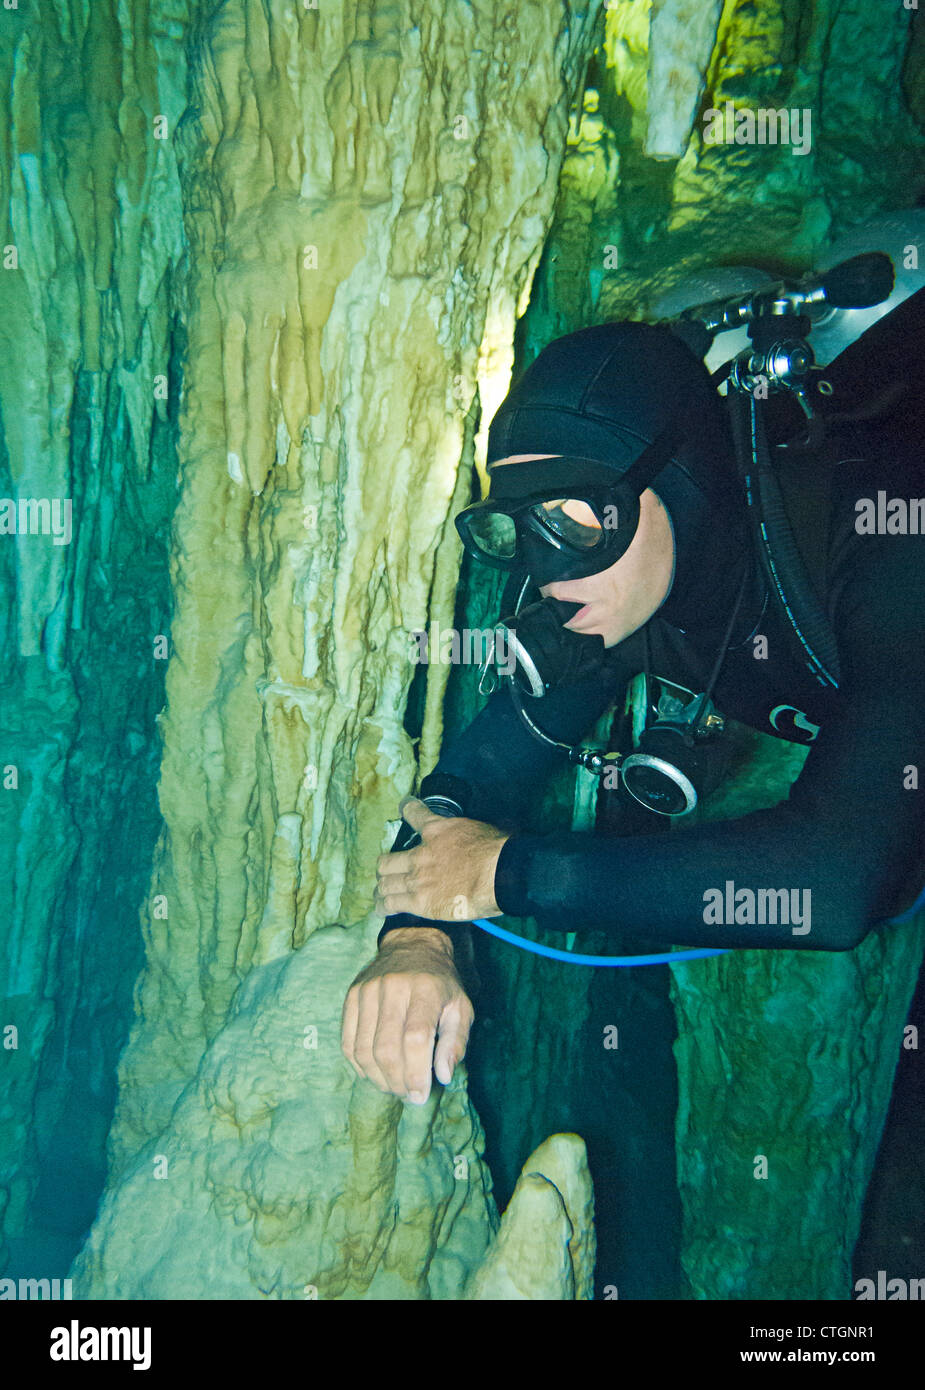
top-left (378, 925), bottom-right (455, 956)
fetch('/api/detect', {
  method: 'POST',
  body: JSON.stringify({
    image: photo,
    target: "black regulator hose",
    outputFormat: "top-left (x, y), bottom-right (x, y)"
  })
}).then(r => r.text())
top-left (726, 389), bottom-right (840, 689)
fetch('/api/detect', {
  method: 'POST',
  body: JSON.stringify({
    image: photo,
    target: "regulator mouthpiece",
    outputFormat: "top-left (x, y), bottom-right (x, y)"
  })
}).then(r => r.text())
top-left (481, 595), bottom-right (608, 698)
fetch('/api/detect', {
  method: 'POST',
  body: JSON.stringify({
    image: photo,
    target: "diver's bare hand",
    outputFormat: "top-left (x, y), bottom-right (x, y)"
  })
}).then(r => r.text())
top-left (341, 927), bottom-right (474, 1104)
top-left (374, 797), bottom-right (508, 921)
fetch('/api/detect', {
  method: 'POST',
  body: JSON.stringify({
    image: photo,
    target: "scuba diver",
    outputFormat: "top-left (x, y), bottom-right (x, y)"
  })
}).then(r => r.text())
top-left (341, 215), bottom-right (925, 1113)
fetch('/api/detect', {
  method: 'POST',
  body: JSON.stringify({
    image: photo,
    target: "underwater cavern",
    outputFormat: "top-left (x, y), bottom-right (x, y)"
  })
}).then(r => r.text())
top-left (1, 0), bottom-right (924, 1315)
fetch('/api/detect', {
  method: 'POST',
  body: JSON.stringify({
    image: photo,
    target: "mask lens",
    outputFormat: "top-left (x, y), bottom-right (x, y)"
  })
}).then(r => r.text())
top-left (533, 498), bottom-right (603, 548)
top-left (465, 509), bottom-right (518, 559)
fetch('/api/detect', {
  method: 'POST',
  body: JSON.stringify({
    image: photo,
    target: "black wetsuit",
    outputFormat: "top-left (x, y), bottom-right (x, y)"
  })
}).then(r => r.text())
top-left (383, 435), bottom-right (925, 958)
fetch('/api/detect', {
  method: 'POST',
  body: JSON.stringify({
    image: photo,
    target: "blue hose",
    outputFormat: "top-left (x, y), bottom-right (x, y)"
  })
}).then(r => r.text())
top-left (470, 917), bottom-right (730, 967)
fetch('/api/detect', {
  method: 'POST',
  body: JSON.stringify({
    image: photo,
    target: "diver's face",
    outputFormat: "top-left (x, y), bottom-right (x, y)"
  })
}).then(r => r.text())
top-left (487, 454), bottom-right (676, 648)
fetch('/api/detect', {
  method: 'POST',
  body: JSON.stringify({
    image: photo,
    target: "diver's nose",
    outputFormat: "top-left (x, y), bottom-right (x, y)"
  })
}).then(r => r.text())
top-left (542, 579), bottom-right (578, 601)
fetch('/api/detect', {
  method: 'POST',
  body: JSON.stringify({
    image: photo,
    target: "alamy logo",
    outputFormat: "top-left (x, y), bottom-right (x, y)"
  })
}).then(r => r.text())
top-left (0, 1276), bottom-right (73, 1299)
top-left (854, 1271), bottom-right (925, 1300)
top-left (0, 496), bottom-right (72, 545)
top-left (702, 101), bottom-right (812, 156)
top-left (855, 492), bottom-right (925, 534)
top-left (703, 880), bottom-right (811, 935)
top-left (409, 622), bottom-right (515, 675)
top-left (50, 1320), bottom-right (151, 1371)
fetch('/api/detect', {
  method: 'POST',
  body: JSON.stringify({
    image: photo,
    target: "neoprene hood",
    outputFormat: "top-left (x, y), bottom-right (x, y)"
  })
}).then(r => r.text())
top-left (485, 321), bottom-right (749, 632)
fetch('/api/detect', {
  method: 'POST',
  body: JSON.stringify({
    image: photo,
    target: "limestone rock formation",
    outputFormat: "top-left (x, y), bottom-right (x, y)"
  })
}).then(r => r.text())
top-left (73, 917), bottom-right (593, 1299)
top-left (644, 0), bottom-right (724, 160)
top-left (463, 1134), bottom-right (596, 1300)
top-left (73, 918), bottom-right (500, 1299)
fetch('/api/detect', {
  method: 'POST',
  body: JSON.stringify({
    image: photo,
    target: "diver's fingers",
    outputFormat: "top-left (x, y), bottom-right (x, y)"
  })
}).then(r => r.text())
top-left (433, 994), bottom-right (475, 1087)
top-left (352, 977), bottom-right (400, 1094)
top-left (400, 995), bottom-right (440, 1104)
top-left (375, 885), bottom-right (422, 916)
top-left (340, 984), bottom-right (364, 1078)
top-left (376, 850), bottom-right (416, 877)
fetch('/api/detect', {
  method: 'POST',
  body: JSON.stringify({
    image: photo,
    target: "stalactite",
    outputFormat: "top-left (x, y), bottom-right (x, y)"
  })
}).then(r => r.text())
top-left (644, 0), bottom-right (723, 161)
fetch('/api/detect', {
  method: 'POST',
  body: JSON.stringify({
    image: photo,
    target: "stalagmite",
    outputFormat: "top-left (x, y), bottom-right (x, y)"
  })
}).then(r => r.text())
top-left (464, 1134), bottom-right (596, 1300)
top-left (73, 920), bottom-right (594, 1298)
top-left (72, 920), bottom-right (500, 1299)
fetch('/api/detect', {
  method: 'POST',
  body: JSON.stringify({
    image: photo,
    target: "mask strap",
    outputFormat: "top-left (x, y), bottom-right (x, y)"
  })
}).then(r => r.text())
top-left (710, 359), bottom-right (734, 387)
top-left (618, 419), bottom-right (684, 497)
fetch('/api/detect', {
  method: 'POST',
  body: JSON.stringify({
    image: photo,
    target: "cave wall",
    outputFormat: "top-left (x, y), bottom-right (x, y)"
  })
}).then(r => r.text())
top-left (673, 733), bottom-right (925, 1298)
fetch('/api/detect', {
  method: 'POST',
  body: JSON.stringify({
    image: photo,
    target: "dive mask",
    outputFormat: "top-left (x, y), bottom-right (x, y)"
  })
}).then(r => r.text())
top-left (455, 458), bottom-right (640, 585)
top-left (455, 422), bottom-right (684, 585)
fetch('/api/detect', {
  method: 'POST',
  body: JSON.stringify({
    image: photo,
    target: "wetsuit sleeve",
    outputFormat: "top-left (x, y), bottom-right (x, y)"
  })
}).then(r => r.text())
top-left (426, 669), bottom-right (626, 827)
top-left (377, 669), bottom-right (624, 957)
top-left (493, 528), bottom-right (925, 952)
